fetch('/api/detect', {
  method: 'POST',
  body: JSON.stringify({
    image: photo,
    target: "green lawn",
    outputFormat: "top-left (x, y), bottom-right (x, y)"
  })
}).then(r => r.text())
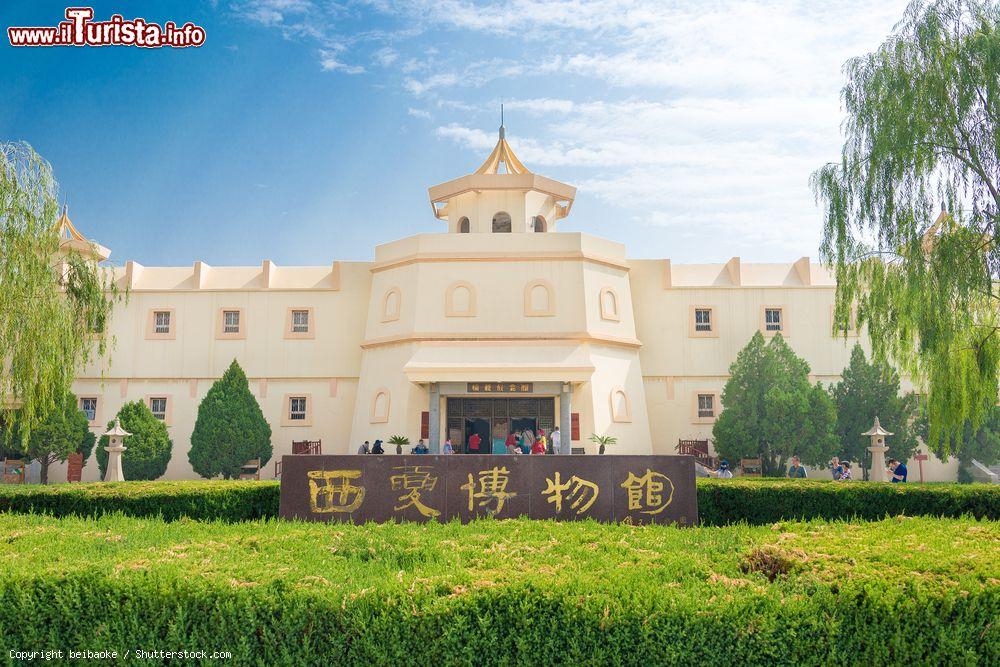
top-left (0, 513), bottom-right (995, 664)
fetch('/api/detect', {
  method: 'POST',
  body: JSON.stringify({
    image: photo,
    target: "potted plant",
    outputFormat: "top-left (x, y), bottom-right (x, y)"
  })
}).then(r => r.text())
top-left (388, 435), bottom-right (410, 455)
top-left (589, 433), bottom-right (617, 455)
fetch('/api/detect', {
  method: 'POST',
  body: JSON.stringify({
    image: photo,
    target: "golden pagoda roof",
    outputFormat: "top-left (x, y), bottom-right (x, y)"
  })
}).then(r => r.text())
top-left (428, 125), bottom-right (575, 220)
top-left (55, 205), bottom-right (111, 261)
top-left (56, 205), bottom-right (88, 243)
top-left (473, 128), bottom-right (530, 175)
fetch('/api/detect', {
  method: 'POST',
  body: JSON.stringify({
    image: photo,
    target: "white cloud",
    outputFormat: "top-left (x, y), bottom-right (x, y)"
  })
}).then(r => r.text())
top-left (229, 0), bottom-right (913, 259)
top-left (319, 49), bottom-right (365, 73)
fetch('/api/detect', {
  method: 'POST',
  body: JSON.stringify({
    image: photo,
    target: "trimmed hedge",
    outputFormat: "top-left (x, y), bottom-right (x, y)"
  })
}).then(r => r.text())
top-left (0, 480), bottom-right (278, 522)
top-left (0, 514), bottom-right (996, 665)
top-left (1, 478), bottom-right (997, 525)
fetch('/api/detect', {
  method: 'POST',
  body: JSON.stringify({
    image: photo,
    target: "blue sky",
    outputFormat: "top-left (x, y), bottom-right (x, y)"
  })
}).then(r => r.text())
top-left (1, 0), bottom-right (910, 266)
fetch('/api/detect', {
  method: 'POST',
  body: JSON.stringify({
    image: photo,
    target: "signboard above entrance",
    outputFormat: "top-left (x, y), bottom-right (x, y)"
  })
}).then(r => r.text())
top-left (467, 382), bottom-right (533, 393)
top-left (279, 455), bottom-right (698, 525)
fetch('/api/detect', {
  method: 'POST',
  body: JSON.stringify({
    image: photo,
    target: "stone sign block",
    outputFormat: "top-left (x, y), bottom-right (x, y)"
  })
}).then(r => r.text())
top-left (279, 455), bottom-right (697, 525)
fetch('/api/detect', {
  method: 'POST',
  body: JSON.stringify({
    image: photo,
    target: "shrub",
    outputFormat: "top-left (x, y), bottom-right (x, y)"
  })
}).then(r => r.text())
top-left (189, 360), bottom-right (272, 479)
top-left (0, 390), bottom-right (93, 484)
top-left (0, 514), bottom-right (995, 664)
top-left (0, 478), bottom-right (996, 525)
top-left (95, 401), bottom-right (172, 480)
top-left (697, 478), bottom-right (1000, 524)
top-left (0, 480), bottom-right (277, 521)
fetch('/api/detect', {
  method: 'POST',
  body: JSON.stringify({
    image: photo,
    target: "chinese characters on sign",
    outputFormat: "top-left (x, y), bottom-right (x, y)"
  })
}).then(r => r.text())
top-left (466, 383), bottom-right (534, 394)
top-left (280, 455), bottom-right (697, 525)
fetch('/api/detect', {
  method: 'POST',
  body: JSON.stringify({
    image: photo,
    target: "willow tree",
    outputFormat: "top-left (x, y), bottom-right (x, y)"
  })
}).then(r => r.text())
top-left (812, 0), bottom-right (1000, 451)
top-left (0, 141), bottom-right (119, 443)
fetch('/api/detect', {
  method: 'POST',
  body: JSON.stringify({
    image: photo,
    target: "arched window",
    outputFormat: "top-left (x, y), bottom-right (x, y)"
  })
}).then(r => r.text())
top-left (492, 211), bottom-right (511, 233)
top-left (524, 279), bottom-right (555, 317)
top-left (599, 287), bottom-right (620, 321)
top-left (533, 216), bottom-right (547, 233)
top-left (458, 217), bottom-right (470, 233)
top-left (610, 387), bottom-right (632, 423)
top-left (445, 281), bottom-right (476, 317)
top-left (371, 388), bottom-right (390, 423)
top-left (382, 287), bottom-right (401, 322)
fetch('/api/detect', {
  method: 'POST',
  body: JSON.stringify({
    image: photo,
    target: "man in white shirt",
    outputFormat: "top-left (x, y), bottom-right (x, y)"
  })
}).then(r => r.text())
top-left (551, 427), bottom-right (562, 455)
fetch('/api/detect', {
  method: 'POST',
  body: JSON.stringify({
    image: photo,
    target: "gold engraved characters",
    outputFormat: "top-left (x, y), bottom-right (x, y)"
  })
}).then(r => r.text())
top-left (389, 465), bottom-right (441, 518)
top-left (542, 472), bottom-right (599, 515)
top-left (620, 468), bottom-right (674, 515)
top-left (461, 466), bottom-right (517, 515)
top-left (308, 470), bottom-right (366, 513)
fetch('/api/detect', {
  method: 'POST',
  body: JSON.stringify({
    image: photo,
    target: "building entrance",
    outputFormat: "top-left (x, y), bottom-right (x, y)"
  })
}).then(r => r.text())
top-left (447, 397), bottom-right (555, 454)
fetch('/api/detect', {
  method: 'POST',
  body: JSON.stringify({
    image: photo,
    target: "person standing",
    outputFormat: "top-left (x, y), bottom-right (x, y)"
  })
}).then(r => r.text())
top-left (787, 456), bottom-right (807, 478)
top-left (830, 456), bottom-right (843, 480)
top-left (357, 441), bottom-right (371, 455)
top-left (888, 458), bottom-right (908, 482)
top-left (371, 439), bottom-right (384, 455)
top-left (443, 438), bottom-right (455, 455)
top-left (468, 432), bottom-right (481, 454)
top-left (520, 429), bottom-right (534, 455)
top-left (531, 435), bottom-right (546, 455)
top-left (550, 427), bottom-right (561, 455)
top-left (714, 460), bottom-right (734, 479)
top-left (839, 461), bottom-right (852, 481)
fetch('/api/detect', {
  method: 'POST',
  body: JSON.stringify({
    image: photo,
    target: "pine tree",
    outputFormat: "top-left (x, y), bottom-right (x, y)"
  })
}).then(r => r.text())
top-left (96, 400), bottom-right (172, 480)
top-left (831, 344), bottom-right (921, 479)
top-left (0, 390), bottom-right (92, 484)
top-left (188, 360), bottom-right (272, 479)
top-left (713, 332), bottom-right (838, 476)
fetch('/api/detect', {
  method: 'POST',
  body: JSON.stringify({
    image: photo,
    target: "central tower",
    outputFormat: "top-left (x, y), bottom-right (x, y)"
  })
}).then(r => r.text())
top-left (427, 120), bottom-right (576, 235)
top-left (347, 126), bottom-right (651, 455)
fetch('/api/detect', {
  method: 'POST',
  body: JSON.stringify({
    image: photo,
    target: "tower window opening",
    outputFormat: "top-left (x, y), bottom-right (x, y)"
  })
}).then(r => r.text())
top-left (492, 212), bottom-right (511, 233)
top-left (458, 217), bottom-right (470, 233)
top-left (533, 216), bottom-right (547, 232)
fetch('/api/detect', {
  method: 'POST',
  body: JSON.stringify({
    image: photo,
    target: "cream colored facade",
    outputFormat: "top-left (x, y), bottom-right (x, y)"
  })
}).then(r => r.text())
top-left (60, 128), bottom-right (957, 482)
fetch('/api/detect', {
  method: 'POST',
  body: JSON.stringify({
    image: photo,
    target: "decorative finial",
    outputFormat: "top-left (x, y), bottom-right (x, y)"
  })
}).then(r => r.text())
top-left (499, 103), bottom-right (505, 140)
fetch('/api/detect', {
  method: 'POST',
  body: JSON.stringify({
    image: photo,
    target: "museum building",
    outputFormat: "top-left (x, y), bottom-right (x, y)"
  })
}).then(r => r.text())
top-left (61, 124), bottom-right (957, 482)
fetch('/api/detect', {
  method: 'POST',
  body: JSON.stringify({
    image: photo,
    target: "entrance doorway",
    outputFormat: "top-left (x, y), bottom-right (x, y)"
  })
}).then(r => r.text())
top-left (463, 418), bottom-right (490, 454)
top-left (447, 397), bottom-right (554, 454)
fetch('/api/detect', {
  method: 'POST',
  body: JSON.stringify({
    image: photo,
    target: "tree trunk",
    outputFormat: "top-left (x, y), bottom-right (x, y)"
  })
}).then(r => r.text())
top-left (39, 460), bottom-right (49, 485)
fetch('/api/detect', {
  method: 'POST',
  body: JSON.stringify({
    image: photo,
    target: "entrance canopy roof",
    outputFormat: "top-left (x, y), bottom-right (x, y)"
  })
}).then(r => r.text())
top-left (403, 343), bottom-right (595, 383)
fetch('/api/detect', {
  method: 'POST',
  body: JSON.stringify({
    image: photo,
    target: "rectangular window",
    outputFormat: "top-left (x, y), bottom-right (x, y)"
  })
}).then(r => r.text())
top-left (149, 397), bottom-right (167, 421)
top-left (697, 394), bottom-right (715, 419)
top-left (80, 397), bottom-right (97, 421)
top-left (765, 308), bottom-right (783, 332)
top-left (291, 310), bottom-right (309, 333)
top-left (289, 397), bottom-right (307, 421)
top-left (154, 311), bottom-right (171, 334)
top-left (694, 308), bottom-right (712, 332)
top-left (223, 310), bottom-right (240, 334)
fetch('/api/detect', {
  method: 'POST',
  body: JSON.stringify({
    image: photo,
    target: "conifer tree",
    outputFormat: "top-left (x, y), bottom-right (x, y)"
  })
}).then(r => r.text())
top-left (831, 344), bottom-right (921, 479)
top-left (188, 360), bottom-right (272, 479)
top-left (713, 332), bottom-right (838, 475)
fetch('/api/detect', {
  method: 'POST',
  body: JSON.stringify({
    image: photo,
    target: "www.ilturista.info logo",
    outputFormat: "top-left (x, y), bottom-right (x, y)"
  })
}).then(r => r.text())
top-left (8, 7), bottom-right (206, 48)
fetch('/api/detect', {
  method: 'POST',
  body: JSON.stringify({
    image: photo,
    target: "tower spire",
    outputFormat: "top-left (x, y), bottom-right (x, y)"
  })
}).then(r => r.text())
top-left (499, 103), bottom-right (505, 140)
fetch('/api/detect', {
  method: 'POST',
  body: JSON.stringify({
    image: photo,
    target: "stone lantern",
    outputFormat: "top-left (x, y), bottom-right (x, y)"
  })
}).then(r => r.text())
top-left (863, 417), bottom-right (893, 482)
top-left (102, 418), bottom-right (131, 482)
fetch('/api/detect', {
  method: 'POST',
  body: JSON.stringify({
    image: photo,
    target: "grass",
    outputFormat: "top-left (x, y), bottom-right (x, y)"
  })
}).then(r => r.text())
top-left (0, 514), bottom-right (995, 664)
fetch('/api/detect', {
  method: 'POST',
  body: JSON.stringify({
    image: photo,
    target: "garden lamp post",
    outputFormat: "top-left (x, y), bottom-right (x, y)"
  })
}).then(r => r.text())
top-left (102, 418), bottom-right (131, 482)
top-left (863, 417), bottom-right (892, 482)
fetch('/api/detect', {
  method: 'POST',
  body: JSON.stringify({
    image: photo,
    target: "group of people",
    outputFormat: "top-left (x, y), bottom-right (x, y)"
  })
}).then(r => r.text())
top-left (459, 427), bottom-right (563, 455)
top-left (357, 427), bottom-right (567, 456)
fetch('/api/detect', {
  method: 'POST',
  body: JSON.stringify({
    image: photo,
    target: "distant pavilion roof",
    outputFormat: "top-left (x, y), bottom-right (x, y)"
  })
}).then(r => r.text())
top-left (55, 205), bottom-right (111, 261)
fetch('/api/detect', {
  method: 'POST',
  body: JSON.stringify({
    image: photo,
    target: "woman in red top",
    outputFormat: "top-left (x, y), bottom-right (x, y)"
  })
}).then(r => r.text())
top-left (531, 437), bottom-right (546, 455)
